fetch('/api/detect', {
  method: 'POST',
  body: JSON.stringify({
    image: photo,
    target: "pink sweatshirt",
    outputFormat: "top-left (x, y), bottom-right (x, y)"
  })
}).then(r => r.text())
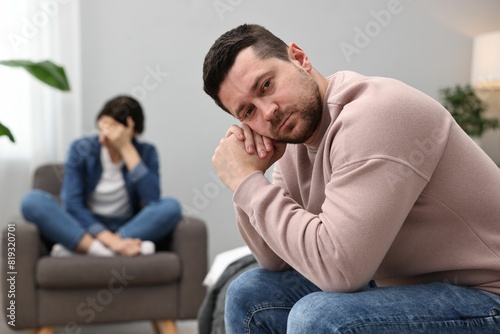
top-left (233, 71), bottom-right (500, 294)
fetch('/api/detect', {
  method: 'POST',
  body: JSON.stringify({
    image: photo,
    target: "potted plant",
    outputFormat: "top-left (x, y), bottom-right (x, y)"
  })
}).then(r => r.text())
top-left (0, 60), bottom-right (70, 143)
top-left (439, 84), bottom-right (499, 138)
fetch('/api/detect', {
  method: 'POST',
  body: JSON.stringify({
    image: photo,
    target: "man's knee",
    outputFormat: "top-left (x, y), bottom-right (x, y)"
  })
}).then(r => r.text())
top-left (226, 268), bottom-right (267, 310)
top-left (225, 268), bottom-right (263, 329)
top-left (287, 291), bottom-right (349, 333)
top-left (288, 292), bottom-right (323, 332)
top-left (226, 268), bottom-right (295, 332)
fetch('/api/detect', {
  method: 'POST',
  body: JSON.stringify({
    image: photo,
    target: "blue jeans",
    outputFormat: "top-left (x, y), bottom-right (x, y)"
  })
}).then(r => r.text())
top-left (226, 268), bottom-right (500, 333)
top-left (21, 189), bottom-right (182, 250)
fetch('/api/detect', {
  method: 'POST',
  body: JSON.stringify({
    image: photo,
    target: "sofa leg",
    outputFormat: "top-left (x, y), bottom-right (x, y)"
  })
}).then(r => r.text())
top-left (31, 327), bottom-right (54, 334)
top-left (152, 320), bottom-right (178, 334)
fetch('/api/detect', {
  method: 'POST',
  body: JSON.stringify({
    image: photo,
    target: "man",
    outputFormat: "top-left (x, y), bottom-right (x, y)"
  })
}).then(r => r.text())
top-left (203, 24), bottom-right (500, 333)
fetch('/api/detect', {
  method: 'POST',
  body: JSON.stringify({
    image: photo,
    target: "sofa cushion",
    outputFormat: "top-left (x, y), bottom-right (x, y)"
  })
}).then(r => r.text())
top-left (36, 252), bottom-right (180, 289)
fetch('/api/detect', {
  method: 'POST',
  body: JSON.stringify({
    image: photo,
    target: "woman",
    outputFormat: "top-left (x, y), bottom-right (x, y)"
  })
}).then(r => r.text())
top-left (21, 95), bottom-right (182, 256)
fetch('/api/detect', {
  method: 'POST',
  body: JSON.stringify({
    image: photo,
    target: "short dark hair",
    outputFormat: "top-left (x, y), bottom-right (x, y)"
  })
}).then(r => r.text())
top-left (203, 24), bottom-right (288, 112)
top-left (96, 95), bottom-right (144, 134)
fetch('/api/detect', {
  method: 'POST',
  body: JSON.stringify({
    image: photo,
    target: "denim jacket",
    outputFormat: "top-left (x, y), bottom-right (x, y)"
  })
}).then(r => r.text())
top-left (60, 135), bottom-right (161, 236)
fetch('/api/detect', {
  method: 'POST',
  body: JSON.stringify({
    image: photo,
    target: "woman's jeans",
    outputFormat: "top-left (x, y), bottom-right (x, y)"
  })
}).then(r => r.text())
top-left (21, 189), bottom-right (182, 250)
top-left (226, 267), bottom-right (500, 334)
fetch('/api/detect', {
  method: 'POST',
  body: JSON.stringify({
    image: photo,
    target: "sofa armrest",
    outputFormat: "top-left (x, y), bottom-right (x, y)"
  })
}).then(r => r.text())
top-left (2, 219), bottom-right (42, 329)
top-left (171, 216), bottom-right (208, 319)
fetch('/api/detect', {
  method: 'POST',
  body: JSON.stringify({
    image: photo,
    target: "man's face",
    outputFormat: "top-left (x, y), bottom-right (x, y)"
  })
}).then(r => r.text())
top-left (218, 47), bottom-right (322, 144)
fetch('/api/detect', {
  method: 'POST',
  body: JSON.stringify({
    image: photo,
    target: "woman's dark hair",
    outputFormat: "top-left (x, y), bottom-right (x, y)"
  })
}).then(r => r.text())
top-left (96, 95), bottom-right (144, 134)
top-left (203, 24), bottom-right (289, 112)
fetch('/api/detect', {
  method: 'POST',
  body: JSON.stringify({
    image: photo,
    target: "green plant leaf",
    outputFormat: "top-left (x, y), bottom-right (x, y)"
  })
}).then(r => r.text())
top-left (0, 59), bottom-right (70, 91)
top-left (0, 122), bottom-right (15, 142)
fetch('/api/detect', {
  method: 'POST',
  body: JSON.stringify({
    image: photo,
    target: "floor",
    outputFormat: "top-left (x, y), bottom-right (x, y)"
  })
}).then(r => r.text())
top-left (0, 319), bottom-right (198, 334)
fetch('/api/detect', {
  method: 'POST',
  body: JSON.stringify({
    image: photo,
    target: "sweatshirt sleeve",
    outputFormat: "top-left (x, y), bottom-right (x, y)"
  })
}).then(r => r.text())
top-left (233, 165), bottom-right (291, 271)
top-left (233, 160), bottom-right (429, 292)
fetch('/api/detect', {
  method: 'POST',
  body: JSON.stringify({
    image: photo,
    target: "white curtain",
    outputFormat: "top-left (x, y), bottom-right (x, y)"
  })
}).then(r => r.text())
top-left (0, 0), bottom-right (82, 221)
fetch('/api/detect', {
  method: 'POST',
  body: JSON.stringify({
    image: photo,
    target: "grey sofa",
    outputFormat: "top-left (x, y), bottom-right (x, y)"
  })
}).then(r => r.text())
top-left (1, 163), bottom-right (208, 334)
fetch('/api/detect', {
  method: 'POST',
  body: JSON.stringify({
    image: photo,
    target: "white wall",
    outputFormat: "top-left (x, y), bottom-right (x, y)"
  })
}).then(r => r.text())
top-left (4, 0), bottom-right (500, 263)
